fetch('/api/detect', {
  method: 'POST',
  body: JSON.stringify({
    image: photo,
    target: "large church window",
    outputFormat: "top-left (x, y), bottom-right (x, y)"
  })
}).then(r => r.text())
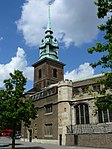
top-left (98, 109), bottom-right (103, 123)
top-left (109, 111), bottom-right (112, 122)
top-left (98, 108), bottom-right (112, 123)
top-left (75, 103), bottom-right (90, 125)
top-left (76, 106), bottom-right (79, 124)
top-left (103, 110), bottom-right (108, 122)
top-left (85, 104), bottom-right (90, 124)
top-left (80, 104), bottom-right (84, 124)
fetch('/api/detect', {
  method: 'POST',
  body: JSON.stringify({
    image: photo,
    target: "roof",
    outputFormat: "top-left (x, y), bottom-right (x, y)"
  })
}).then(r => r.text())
top-left (72, 74), bottom-right (104, 83)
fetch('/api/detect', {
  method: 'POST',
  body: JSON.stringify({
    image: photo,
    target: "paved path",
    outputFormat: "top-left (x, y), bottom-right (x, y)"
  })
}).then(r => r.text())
top-left (0, 137), bottom-right (111, 149)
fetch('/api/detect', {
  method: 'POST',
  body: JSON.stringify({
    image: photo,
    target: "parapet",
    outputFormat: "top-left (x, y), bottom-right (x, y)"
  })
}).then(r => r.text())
top-left (58, 79), bottom-right (72, 88)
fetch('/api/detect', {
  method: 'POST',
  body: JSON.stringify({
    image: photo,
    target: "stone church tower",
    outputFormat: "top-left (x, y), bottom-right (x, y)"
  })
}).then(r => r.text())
top-left (32, 4), bottom-right (65, 92)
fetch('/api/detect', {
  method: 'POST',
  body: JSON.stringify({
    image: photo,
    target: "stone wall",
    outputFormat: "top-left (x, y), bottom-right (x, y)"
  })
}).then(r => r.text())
top-left (66, 134), bottom-right (78, 146)
top-left (66, 133), bottom-right (112, 148)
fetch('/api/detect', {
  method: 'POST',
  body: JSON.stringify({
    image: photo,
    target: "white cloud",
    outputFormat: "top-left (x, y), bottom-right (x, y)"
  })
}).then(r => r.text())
top-left (17, 0), bottom-right (100, 47)
top-left (64, 63), bottom-right (94, 81)
top-left (0, 47), bottom-right (33, 87)
top-left (0, 37), bottom-right (3, 41)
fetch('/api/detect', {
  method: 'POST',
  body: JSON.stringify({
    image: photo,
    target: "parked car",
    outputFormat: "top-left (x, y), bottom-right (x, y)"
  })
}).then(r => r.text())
top-left (15, 131), bottom-right (21, 139)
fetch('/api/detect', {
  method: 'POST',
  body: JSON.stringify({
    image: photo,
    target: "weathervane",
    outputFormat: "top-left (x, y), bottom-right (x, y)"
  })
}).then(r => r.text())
top-left (48, 1), bottom-right (53, 5)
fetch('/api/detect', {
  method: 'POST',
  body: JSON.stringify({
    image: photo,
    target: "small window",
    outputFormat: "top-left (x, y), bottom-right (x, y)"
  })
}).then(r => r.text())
top-left (73, 88), bottom-right (80, 95)
top-left (64, 108), bottom-right (66, 112)
top-left (82, 86), bottom-right (88, 94)
top-left (45, 104), bottom-right (52, 113)
top-left (39, 69), bottom-right (42, 79)
top-left (93, 84), bottom-right (100, 92)
top-left (53, 68), bottom-right (57, 78)
top-left (44, 124), bottom-right (53, 136)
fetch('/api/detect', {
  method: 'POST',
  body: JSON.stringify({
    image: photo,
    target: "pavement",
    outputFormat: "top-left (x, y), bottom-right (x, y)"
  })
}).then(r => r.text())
top-left (0, 137), bottom-right (111, 149)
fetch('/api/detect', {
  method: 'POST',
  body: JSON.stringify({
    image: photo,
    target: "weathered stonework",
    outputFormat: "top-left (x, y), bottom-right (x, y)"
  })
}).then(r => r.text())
top-left (22, 74), bottom-right (112, 148)
top-left (58, 80), bottom-right (72, 145)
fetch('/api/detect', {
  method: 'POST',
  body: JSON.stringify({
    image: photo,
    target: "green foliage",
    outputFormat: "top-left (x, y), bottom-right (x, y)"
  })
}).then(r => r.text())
top-left (94, 0), bottom-right (112, 18)
top-left (88, 0), bottom-right (112, 109)
top-left (0, 70), bottom-right (37, 149)
top-left (88, 0), bottom-right (112, 68)
top-left (95, 94), bottom-right (112, 110)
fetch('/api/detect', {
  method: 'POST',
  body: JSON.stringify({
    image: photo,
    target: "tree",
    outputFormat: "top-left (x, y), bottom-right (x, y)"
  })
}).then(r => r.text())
top-left (88, 0), bottom-right (112, 109)
top-left (0, 70), bottom-right (37, 149)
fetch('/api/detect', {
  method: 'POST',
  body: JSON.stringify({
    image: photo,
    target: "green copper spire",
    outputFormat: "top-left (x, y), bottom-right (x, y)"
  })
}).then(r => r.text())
top-left (47, 3), bottom-right (51, 30)
top-left (39, 3), bottom-right (59, 61)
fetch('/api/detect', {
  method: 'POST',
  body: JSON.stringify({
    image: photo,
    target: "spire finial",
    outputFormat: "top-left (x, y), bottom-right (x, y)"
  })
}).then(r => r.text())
top-left (47, 2), bottom-right (52, 30)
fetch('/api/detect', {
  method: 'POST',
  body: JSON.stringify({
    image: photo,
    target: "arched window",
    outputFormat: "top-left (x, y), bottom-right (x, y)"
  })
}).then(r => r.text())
top-left (75, 103), bottom-right (89, 125)
top-left (39, 69), bottom-right (42, 79)
top-left (98, 108), bottom-right (112, 123)
top-left (53, 68), bottom-right (57, 78)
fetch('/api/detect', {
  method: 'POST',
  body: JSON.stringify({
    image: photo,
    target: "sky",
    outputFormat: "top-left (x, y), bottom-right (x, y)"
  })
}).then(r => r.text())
top-left (0, 0), bottom-right (105, 91)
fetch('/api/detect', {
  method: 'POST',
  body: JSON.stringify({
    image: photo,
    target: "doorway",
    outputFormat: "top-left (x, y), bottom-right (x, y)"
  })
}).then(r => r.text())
top-left (28, 129), bottom-right (32, 142)
top-left (59, 134), bottom-right (62, 145)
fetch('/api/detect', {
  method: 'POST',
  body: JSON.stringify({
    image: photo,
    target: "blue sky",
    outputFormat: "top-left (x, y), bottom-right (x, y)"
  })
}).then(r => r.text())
top-left (0, 0), bottom-right (105, 91)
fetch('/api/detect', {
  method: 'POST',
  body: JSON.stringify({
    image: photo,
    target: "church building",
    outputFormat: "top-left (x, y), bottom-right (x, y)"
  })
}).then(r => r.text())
top-left (21, 5), bottom-right (112, 148)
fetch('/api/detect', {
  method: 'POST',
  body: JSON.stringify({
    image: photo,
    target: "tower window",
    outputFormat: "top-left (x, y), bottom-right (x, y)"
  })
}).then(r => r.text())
top-left (39, 69), bottom-right (42, 79)
top-left (45, 104), bottom-right (52, 113)
top-left (53, 68), bottom-right (57, 78)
